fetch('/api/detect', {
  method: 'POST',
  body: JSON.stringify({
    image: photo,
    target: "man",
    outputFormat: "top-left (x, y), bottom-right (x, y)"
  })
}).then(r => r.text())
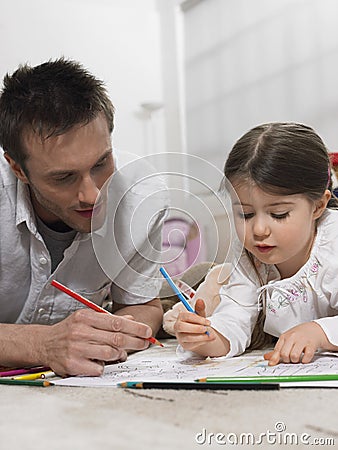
top-left (0, 58), bottom-right (166, 376)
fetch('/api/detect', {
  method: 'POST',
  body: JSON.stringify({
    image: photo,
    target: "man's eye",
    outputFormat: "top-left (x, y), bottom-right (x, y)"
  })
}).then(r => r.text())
top-left (53, 174), bottom-right (75, 183)
top-left (93, 157), bottom-right (108, 169)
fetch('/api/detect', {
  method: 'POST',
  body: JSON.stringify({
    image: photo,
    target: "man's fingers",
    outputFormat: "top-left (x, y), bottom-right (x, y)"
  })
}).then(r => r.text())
top-left (84, 327), bottom-right (150, 352)
top-left (85, 344), bottom-right (127, 364)
top-left (72, 309), bottom-right (152, 339)
top-left (51, 355), bottom-right (106, 377)
top-left (122, 315), bottom-right (135, 321)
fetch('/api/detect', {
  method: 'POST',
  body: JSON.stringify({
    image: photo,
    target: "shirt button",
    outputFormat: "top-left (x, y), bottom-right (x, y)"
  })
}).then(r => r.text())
top-left (38, 308), bottom-right (45, 314)
top-left (39, 256), bottom-right (48, 265)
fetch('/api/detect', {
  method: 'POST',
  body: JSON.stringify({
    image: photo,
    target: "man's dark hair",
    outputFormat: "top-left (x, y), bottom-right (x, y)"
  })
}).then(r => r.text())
top-left (0, 58), bottom-right (115, 169)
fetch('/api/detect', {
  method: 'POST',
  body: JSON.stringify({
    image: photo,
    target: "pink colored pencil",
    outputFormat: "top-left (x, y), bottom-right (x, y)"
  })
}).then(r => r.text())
top-left (51, 280), bottom-right (163, 347)
top-left (0, 366), bottom-right (50, 378)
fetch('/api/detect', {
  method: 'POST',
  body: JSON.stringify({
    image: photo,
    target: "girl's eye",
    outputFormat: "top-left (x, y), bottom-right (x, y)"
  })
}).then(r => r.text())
top-left (271, 212), bottom-right (290, 220)
top-left (238, 212), bottom-right (254, 220)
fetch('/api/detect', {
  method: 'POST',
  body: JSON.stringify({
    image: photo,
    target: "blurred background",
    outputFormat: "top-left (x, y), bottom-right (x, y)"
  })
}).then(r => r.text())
top-left (2, 0), bottom-right (338, 269)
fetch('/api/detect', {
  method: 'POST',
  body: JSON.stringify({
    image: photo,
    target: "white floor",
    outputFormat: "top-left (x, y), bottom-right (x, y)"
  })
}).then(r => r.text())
top-left (1, 341), bottom-right (337, 450)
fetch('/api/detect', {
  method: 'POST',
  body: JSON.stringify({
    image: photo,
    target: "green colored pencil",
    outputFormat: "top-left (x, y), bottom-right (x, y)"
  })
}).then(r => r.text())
top-left (196, 374), bottom-right (338, 383)
top-left (0, 378), bottom-right (53, 387)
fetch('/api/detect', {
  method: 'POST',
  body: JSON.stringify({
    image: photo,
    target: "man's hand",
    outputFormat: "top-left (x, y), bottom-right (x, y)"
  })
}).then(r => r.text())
top-left (264, 321), bottom-right (330, 366)
top-left (39, 309), bottom-right (153, 376)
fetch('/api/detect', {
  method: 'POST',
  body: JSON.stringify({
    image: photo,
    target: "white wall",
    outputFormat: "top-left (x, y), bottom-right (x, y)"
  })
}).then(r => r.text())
top-left (0, 0), bottom-right (164, 156)
top-left (156, 0), bottom-right (338, 262)
top-left (181, 0), bottom-right (338, 174)
top-left (6, 0), bottom-right (338, 265)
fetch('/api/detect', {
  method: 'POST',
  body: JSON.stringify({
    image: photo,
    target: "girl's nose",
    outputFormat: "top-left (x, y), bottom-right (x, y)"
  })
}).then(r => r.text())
top-left (252, 216), bottom-right (270, 238)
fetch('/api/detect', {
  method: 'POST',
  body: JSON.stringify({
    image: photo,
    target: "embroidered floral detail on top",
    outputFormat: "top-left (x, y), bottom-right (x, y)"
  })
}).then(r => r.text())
top-left (265, 284), bottom-right (306, 315)
top-left (309, 261), bottom-right (319, 275)
top-left (258, 256), bottom-right (322, 316)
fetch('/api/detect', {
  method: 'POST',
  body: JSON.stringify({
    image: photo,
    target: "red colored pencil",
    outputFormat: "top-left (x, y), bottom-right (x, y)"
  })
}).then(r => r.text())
top-left (51, 280), bottom-right (163, 347)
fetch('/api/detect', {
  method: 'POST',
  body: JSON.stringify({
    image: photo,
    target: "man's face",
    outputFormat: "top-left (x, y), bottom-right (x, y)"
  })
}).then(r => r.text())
top-left (20, 114), bottom-right (114, 233)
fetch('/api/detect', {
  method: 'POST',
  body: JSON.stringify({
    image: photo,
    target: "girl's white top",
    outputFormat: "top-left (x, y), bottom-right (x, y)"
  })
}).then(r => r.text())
top-left (210, 208), bottom-right (338, 357)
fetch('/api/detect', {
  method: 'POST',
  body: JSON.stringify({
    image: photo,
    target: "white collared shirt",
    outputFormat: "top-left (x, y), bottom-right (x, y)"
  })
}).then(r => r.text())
top-left (211, 209), bottom-right (338, 357)
top-left (0, 152), bottom-right (168, 324)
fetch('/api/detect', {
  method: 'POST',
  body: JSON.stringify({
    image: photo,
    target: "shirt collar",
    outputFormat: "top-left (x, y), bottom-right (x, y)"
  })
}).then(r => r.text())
top-left (15, 180), bottom-right (89, 242)
top-left (15, 180), bottom-right (37, 231)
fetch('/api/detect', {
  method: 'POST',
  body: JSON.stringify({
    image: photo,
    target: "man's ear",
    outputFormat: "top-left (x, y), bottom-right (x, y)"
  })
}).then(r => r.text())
top-left (313, 189), bottom-right (331, 219)
top-left (3, 153), bottom-right (29, 184)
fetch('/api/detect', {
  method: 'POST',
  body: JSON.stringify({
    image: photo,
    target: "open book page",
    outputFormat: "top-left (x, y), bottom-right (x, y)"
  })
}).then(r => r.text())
top-left (53, 340), bottom-right (338, 387)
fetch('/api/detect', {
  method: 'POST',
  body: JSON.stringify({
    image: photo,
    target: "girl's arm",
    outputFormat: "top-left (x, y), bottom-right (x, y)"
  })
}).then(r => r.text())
top-left (265, 319), bottom-right (338, 366)
top-left (174, 257), bottom-right (261, 357)
top-left (266, 263), bottom-right (338, 365)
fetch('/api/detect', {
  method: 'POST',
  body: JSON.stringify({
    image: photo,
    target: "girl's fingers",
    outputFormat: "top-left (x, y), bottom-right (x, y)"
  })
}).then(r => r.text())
top-left (178, 332), bottom-right (215, 344)
top-left (195, 299), bottom-right (207, 318)
top-left (289, 342), bottom-right (306, 363)
top-left (263, 350), bottom-right (274, 360)
top-left (177, 311), bottom-right (210, 326)
top-left (267, 337), bottom-right (285, 366)
top-left (175, 321), bottom-right (210, 335)
top-left (301, 345), bottom-right (316, 364)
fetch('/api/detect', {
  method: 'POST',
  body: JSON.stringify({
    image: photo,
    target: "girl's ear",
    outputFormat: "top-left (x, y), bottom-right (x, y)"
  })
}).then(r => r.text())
top-left (313, 189), bottom-right (331, 219)
top-left (3, 153), bottom-right (29, 184)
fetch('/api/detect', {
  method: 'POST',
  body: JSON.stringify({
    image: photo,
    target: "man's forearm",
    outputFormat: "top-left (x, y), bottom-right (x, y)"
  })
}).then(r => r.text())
top-left (112, 298), bottom-right (163, 336)
top-left (0, 309), bottom-right (160, 376)
top-left (0, 323), bottom-right (48, 367)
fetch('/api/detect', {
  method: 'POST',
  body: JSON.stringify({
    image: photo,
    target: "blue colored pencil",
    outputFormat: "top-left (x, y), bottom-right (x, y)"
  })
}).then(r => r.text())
top-left (159, 266), bottom-right (209, 335)
top-left (160, 267), bottom-right (195, 312)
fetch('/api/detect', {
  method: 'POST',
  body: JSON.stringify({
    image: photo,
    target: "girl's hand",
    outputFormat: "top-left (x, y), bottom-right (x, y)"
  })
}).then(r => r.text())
top-left (264, 322), bottom-right (328, 366)
top-left (174, 299), bottom-right (216, 353)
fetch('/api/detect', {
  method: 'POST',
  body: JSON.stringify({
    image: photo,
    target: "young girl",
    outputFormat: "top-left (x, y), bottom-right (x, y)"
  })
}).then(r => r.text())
top-left (174, 122), bottom-right (338, 365)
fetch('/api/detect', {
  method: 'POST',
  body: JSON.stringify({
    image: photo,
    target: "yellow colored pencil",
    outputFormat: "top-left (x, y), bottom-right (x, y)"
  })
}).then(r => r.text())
top-left (13, 370), bottom-right (55, 381)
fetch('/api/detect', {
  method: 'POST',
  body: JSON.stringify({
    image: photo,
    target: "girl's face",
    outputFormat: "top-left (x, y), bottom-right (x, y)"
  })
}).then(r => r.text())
top-left (232, 182), bottom-right (329, 278)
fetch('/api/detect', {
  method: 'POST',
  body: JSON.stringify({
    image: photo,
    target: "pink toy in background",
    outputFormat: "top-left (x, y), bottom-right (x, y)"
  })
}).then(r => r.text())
top-left (161, 218), bottom-right (206, 276)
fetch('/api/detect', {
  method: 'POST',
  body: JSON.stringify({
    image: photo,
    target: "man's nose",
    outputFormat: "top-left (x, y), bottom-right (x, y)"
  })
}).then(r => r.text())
top-left (78, 176), bottom-right (100, 205)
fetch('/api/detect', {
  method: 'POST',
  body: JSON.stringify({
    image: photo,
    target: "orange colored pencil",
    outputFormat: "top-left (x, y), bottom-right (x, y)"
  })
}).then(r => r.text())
top-left (51, 280), bottom-right (163, 347)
